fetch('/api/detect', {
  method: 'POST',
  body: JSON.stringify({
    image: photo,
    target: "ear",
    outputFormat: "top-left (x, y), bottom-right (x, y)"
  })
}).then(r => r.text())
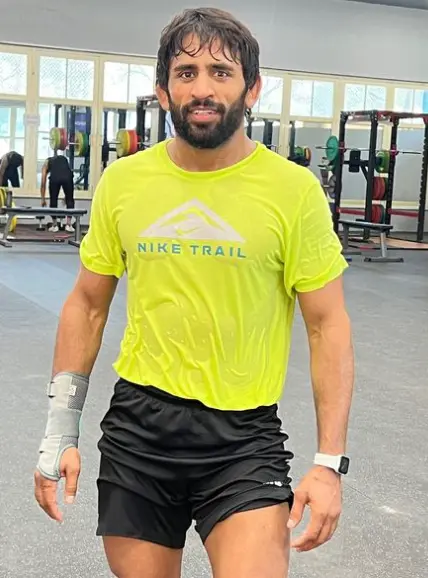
top-left (155, 84), bottom-right (170, 112)
top-left (245, 75), bottom-right (262, 111)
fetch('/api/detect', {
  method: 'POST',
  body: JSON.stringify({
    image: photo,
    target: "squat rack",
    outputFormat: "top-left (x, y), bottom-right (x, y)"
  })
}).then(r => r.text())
top-left (331, 110), bottom-right (428, 243)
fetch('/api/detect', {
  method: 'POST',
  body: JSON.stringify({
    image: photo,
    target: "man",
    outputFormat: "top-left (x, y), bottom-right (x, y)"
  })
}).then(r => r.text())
top-left (34, 8), bottom-right (354, 578)
top-left (40, 154), bottom-right (75, 233)
top-left (0, 150), bottom-right (23, 188)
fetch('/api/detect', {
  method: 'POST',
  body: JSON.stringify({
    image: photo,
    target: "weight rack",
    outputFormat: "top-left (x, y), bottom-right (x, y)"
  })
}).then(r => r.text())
top-left (332, 110), bottom-right (428, 243)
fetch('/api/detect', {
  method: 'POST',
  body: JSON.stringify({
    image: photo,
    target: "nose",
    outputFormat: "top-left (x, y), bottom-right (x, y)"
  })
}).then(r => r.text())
top-left (190, 72), bottom-right (215, 101)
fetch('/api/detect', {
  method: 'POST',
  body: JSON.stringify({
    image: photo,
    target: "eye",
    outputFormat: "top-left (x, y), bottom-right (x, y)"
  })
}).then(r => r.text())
top-left (215, 70), bottom-right (230, 78)
top-left (178, 71), bottom-right (195, 80)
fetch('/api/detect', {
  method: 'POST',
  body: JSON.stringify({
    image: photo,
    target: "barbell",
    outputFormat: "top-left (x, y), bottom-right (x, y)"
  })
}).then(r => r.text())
top-left (318, 135), bottom-right (424, 174)
top-left (318, 135), bottom-right (422, 159)
top-left (49, 127), bottom-right (90, 157)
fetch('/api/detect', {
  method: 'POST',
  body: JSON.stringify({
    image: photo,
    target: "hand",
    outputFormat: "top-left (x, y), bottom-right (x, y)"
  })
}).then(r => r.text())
top-left (41, 198), bottom-right (46, 207)
top-left (287, 465), bottom-right (342, 552)
top-left (34, 447), bottom-right (81, 523)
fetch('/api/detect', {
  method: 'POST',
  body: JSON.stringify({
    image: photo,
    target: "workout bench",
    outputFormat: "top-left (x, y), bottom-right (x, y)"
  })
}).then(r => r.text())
top-left (339, 219), bottom-right (404, 263)
top-left (0, 207), bottom-right (87, 249)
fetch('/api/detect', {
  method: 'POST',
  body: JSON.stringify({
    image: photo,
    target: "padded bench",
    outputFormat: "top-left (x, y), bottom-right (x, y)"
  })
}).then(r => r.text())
top-left (339, 219), bottom-right (404, 263)
top-left (0, 206), bottom-right (87, 248)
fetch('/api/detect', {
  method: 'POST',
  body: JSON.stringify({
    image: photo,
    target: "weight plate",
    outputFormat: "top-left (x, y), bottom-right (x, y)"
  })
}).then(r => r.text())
top-left (60, 128), bottom-right (68, 151)
top-left (327, 175), bottom-right (336, 199)
top-left (128, 130), bottom-right (139, 155)
top-left (304, 146), bottom-right (312, 164)
top-left (82, 133), bottom-right (89, 157)
top-left (295, 146), bottom-right (304, 159)
top-left (116, 129), bottom-right (130, 158)
top-left (372, 204), bottom-right (380, 223)
top-left (376, 150), bottom-right (390, 174)
top-left (75, 131), bottom-right (84, 156)
top-left (326, 136), bottom-right (339, 162)
top-left (49, 127), bottom-right (61, 151)
top-left (373, 177), bottom-right (384, 201)
top-left (10, 200), bottom-right (17, 232)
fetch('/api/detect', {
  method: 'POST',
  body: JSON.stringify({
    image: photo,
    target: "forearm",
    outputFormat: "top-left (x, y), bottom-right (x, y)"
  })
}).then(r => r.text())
top-left (52, 292), bottom-right (109, 377)
top-left (308, 313), bottom-right (354, 455)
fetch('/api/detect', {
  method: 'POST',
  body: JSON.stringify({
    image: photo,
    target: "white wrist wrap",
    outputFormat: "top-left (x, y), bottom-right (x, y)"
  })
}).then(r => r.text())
top-left (37, 372), bottom-right (89, 481)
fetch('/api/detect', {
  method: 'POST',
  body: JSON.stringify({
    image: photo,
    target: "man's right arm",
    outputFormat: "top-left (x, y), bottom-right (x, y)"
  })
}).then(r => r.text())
top-left (52, 265), bottom-right (118, 378)
top-left (34, 166), bottom-right (125, 522)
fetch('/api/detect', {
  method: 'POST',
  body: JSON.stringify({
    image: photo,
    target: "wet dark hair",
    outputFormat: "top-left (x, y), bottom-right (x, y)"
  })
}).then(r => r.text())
top-left (156, 8), bottom-right (260, 91)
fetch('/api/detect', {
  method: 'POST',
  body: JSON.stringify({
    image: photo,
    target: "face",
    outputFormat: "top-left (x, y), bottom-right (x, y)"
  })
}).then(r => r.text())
top-left (157, 35), bottom-right (261, 149)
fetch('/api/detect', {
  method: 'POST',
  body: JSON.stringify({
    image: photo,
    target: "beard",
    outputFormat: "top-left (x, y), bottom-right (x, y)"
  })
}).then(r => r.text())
top-left (167, 90), bottom-right (247, 150)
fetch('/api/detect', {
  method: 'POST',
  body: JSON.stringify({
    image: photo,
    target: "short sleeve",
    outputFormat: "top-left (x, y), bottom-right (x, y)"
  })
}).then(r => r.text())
top-left (79, 170), bottom-right (126, 278)
top-left (284, 181), bottom-right (348, 295)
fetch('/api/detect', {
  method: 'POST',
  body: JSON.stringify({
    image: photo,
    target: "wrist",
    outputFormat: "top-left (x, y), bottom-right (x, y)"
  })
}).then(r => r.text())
top-left (314, 452), bottom-right (350, 475)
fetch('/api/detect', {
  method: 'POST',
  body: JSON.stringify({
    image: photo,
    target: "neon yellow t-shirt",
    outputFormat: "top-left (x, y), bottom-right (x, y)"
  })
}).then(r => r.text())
top-left (80, 141), bottom-right (347, 410)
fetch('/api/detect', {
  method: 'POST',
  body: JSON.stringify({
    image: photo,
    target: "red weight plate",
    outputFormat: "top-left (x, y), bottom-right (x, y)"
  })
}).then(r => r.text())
top-left (128, 130), bottom-right (139, 155)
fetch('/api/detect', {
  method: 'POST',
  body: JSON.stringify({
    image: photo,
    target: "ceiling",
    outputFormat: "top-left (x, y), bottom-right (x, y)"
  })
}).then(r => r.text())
top-left (342, 0), bottom-right (428, 9)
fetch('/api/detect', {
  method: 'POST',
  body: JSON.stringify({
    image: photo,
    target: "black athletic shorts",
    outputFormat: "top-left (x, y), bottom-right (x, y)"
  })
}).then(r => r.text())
top-left (96, 379), bottom-right (294, 549)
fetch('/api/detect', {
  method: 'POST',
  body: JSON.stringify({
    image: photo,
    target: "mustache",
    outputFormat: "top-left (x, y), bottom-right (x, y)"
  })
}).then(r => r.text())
top-left (182, 99), bottom-right (226, 115)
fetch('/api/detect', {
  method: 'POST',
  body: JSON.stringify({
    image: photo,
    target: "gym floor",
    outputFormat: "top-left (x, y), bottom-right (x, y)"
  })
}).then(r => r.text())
top-left (0, 245), bottom-right (427, 578)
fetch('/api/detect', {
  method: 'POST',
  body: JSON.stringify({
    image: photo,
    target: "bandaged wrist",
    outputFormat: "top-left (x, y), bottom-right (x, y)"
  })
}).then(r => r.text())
top-left (37, 372), bottom-right (89, 481)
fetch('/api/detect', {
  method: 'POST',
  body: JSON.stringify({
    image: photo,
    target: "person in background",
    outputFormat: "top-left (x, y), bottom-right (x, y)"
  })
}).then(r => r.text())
top-left (0, 151), bottom-right (24, 188)
top-left (40, 154), bottom-right (75, 233)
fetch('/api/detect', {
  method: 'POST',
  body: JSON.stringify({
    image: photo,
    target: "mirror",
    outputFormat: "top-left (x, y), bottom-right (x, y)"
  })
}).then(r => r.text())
top-left (101, 97), bottom-right (168, 170)
top-left (101, 108), bottom-right (138, 168)
top-left (0, 99), bottom-right (26, 188)
top-left (36, 103), bottom-right (92, 192)
top-left (246, 116), bottom-right (280, 152)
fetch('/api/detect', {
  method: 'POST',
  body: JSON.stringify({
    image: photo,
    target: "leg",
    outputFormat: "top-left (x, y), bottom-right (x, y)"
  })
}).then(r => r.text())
top-left (103, 537), bottom-right (182, 578)
top-left (97, 381), bottom-right (193, 578)
top-left (48, 181), bottom-right (60, 229)
top-left (205, 504), bottom-right (290, 578)
top-left (189, 403), bottom-right (294, 578)
top-left (63, 178), bottom-right (75, 227)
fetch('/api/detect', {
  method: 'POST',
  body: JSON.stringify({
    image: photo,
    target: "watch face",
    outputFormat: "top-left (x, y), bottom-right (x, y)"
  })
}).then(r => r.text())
top-left (339, 456), bottom-right (350, 475)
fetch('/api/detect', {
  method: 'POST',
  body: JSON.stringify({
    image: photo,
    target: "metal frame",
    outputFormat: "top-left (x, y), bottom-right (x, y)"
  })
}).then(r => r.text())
top-left (332, 109), bottom-right (428, 243)
top-left (0, 207), bottom-right (86, 248)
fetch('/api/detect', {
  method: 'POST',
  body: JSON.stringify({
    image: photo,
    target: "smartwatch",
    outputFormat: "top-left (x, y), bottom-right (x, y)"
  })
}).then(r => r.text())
top-left (314, 453), bottom-right (350, 475)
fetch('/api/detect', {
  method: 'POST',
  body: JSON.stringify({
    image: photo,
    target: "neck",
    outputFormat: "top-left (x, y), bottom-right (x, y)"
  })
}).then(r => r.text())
top-left (166, 129), bottom-right (256, 172)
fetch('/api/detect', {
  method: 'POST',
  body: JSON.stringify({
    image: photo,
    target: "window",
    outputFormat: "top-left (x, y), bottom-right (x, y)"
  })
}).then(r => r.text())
top-left (105, 110), bottom-right (138, 141)
top-left (0, 105), bottom-right (26, 157)
top-left (37, 103), bottom-right (64, 161)
top-left (394, 88), bottom-right (428, 123)
top-left (290, 80), bottom-right (334, 118)
top-left (39, 56), bottom-right (95, 100)
top-left (104, 62), bottom-right (155, 104)
top-left (254, 75), bottom-right (283, 115)
top-left (0, 52), bottom-right (27, 96)
top-left (344, 84), bottom-right (386, 111)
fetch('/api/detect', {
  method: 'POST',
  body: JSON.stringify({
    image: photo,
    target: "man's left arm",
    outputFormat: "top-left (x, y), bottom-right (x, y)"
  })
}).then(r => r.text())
top-left (299, 277), bottom-right (354, 458)
top-left (283, 179), bottom-right (354, 552)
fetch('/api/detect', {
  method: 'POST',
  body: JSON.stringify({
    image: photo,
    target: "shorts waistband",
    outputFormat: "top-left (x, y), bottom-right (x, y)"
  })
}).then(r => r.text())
top-left (116, 378), bottom-right (277, 415)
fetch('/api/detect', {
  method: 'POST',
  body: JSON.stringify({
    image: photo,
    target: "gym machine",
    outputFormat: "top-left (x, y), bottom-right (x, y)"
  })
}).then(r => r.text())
top-left (103, 96), bottom-right (167, 162)
top-left (287, 121), bottom-right (312, 167)
top-left (48, 105), bottom-right (91, 190)
top-left (319, 109), bottom-right (428, 244)
top-left (246, 115), bottom-right (279, 152)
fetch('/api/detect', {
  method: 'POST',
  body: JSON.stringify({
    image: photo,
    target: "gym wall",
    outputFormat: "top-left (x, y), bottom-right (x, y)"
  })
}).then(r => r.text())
top-left (1, 0), bottom-right (428, 82)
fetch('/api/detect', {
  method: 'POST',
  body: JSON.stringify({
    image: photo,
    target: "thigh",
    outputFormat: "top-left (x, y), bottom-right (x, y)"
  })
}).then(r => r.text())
top-left (103, 536), bottom-right (183, 578)
top-left (205, 503), bottom-right (290, 578)
top-left (190, 406), bottom-right (294, 544)
top-left (97, 460), bottom-right (191, 551)
top-left (63, 178), bottom-right (75, 208)
top-left (49, 181), bottom-right (60, 208)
